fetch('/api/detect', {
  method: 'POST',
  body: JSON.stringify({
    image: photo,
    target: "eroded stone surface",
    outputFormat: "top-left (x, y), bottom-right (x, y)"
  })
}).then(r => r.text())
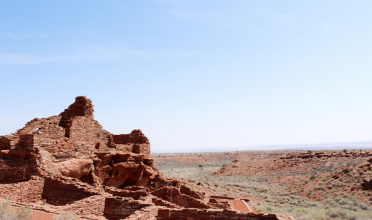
top-left (0, 96), bottom-right (294, 220)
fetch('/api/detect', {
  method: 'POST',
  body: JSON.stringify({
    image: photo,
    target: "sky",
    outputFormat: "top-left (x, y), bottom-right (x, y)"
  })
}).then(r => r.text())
top-left (1, 1), bottom-right (372, 153)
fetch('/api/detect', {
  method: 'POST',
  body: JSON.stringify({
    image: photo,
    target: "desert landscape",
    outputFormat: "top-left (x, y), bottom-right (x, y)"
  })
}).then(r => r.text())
top-left (1, 98), bottom-right (371, 220)
top-left (2, 1), bottom-right (372, 219)
top-left (153, 149), bottom-right (372, 219)
top-left (0, 97), bottom-right (296, 220)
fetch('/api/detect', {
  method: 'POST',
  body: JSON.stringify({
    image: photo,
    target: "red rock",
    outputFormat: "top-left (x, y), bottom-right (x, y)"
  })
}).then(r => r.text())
top-left (342, 167), bottom-right (351, 173)
top-left (363, 179), bottom-right (372, 190)
top-left (358, 162), bottom-right (370, 169)
top-left (0, 96), bottom-right (295, 220)
top-left (56, 158), bottom-right (93, 180)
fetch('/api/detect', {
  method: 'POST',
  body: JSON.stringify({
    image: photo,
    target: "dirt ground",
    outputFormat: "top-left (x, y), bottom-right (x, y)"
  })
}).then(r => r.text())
top-left (153, 149), bottom-right (372, 220)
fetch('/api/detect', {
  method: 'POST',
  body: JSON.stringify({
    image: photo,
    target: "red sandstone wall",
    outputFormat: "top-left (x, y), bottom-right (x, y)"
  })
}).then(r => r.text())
top-left (1, 97), bottom-right (152, 160)
top-left (113, 130), bottom-right (150, 158)
top-left (112, 131), bottom-right (149, 145)
top-left (150, 187), bottom-right (212, 209)
top-left (18, 116), bottom-right (63, 137)
top-left (16, 135), bottom-right (35, 151)
top-left (104, 187), bottom-right (149, 199)
top-left (42, 176), bottom-right (101, 205)
top-left (0, 160), bottom-right (34, 183)
top-left (0, 137), bottom-right (11, 150)
top-left (0, 176), bottom-right (44, 203)
top-left (104, 197), bottom-right (153, 220)
top-left (67, 116), bottom-right (97, 150)
top-left (180, 185), bottom-right (206, 201)
top-left (151, 196), bottom-right (181, 208)
top-left (59, 96), bottom-right (94, 119)
top-left (8, 116), bottom-right (111, 156)
top-left (157, 208), bottom-right (280, 220)
top-left (0, 145), bottom-right (37, 183)
top-left (125, 206), bottom-right (158, 220)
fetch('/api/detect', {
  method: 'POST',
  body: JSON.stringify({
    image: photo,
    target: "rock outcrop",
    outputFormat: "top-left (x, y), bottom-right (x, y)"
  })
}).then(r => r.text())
top-left (0, 96), bottom-right (294, 220)
top-left (0, 96), bottom-right (157, 188)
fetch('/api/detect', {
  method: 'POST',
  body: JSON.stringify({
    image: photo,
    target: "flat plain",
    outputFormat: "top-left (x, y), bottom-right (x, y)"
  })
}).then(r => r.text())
top-left (153, 149), bottom-right (372, 220)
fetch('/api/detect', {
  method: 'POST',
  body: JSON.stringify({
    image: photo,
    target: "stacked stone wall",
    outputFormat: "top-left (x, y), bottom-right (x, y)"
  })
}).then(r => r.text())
top-left (113, 130), bottom-right (150, 158)
top-left (0, 158), bottom-right (37, 183)
top-left (0, 176), bottom-right (44, 203)
top-left (113, 133), bottom-right (148, 145)
top-left (125, 206), bottom-right (158, 220)
top-left (67, 116), bottom-right (97, 150)
top-left (104, 187), bottom-right (149, 200)
top-left (180, 185), bottom-right (206, 201)
top-left (0, 136), bottom-right (11, 150)
top-left (157, 208), bottom-right (280, 220)
top-left (104, 196), bottom-right (153, 220)
top-left (18, 116), bottom-right (63, 136)
top-left (17, 135), bottom-right (35, 151)
top-left (151, 187), bottom-right (212, 209)
top-left (42, 176), bottom-right (101, 205)
top-left (151, 196), bottom-right (181, 208)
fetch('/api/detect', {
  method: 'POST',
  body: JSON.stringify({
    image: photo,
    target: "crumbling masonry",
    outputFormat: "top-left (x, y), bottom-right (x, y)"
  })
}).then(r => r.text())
top-left (0, 96), bottom-right (294, 220)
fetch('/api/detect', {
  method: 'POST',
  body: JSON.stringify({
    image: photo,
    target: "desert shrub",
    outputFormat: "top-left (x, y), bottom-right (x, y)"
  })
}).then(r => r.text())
top-left (0, 200), bottom-right (33, 220)
top-left (343, 149), bottom-right (347, 153)
top-left (345, 205), bottom-right (358, 212)
top-left (54, 212), bottom-right (77, 220)
top-left (338, 199), bottom-right (347, 205)
top-left (359, 202), bottom-right (368, 210)
top-left (315, 186), bottom-right (326, 191)
top-left (329, 208), bottom-right (347, 218)
top-left (345, 213), bottom-right (359, 220)
top-left (310, 175), bottom-right (316, 180)
top-left (308, 150), bottom-right (312, 153)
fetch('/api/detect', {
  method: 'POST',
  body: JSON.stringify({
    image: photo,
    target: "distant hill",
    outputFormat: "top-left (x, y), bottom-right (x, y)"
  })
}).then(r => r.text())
top-left (153, 141), bottom-right (372, 153)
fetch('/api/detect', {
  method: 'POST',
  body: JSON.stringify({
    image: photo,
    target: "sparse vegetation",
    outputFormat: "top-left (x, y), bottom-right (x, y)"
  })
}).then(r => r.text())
top-left (153, 149), bottom-right (372, 220)
top-left (54, 212), bottom-right (77, 220)
top-left (0, 200), bottom-right (33, 220)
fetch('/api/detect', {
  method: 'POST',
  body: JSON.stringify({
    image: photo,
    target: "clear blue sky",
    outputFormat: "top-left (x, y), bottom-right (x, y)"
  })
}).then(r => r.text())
top-left (1, 1), bottom-right (372, 152)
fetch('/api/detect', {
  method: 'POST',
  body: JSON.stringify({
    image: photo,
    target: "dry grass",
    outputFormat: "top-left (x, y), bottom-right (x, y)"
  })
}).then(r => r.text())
top-left (53, 212), bottom-right (77, 220)
top-left (0, 200), bottom-right (33, 220)
top-left (154, 152), bottom-right (372, 220)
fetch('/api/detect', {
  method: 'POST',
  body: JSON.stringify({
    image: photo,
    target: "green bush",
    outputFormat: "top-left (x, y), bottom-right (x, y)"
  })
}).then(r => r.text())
top-left (310, 175), bottom-right (316, 180)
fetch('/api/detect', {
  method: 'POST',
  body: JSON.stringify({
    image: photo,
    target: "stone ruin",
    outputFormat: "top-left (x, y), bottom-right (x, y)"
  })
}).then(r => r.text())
top-left (0, 96), bottom-right (294, 220)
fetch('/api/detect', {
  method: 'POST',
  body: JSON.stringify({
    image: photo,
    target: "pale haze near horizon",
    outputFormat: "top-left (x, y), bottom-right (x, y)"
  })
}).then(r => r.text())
top-left (1, 1), bottom-right (372, 153)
